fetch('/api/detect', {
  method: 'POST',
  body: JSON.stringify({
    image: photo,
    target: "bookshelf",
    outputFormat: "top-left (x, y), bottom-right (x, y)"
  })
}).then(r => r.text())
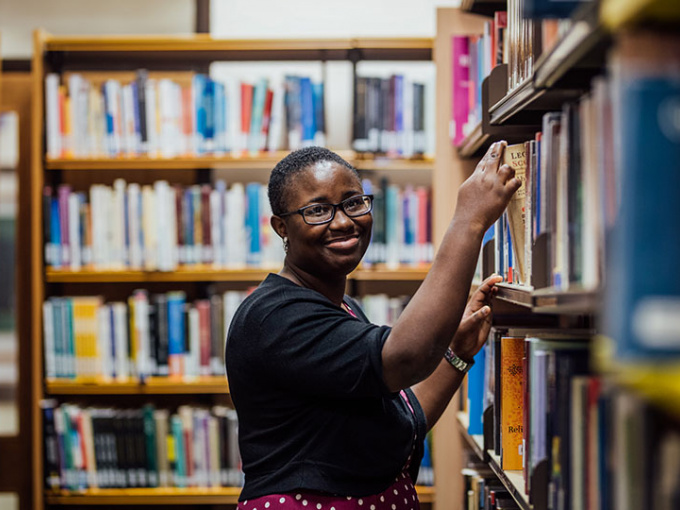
top-left (441, 0), bottom-right (680, 509)
top-left (30, 30), bottom-right (438, 509)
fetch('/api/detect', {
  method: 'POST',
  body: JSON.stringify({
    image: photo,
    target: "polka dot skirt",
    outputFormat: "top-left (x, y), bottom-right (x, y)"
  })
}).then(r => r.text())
top-left (238, 471), bottom-right (420, 510)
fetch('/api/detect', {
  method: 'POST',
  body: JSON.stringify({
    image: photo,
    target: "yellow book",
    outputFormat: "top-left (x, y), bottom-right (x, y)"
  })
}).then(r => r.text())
top-left (71, 296), bottom-right (102, 378)
top-left (500, 335), bottom-right (525, 470)
top-left (503, 143), bottom-right (528, 284)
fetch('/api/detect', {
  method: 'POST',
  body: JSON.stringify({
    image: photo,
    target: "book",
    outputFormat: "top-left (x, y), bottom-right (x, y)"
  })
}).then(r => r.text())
top-left (500, 335), bottom-right (524, 470)
top-left (503, 143), bottom-right (528, 285)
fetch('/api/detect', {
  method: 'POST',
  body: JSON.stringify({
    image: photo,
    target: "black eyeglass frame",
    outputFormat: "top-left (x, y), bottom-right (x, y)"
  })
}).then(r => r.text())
top-left (278, 194), bottom-right (374, 225)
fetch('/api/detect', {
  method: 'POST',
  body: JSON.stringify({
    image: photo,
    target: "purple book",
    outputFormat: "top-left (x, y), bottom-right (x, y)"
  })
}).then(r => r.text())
top-left (451, 36), bottom-right (470, 146)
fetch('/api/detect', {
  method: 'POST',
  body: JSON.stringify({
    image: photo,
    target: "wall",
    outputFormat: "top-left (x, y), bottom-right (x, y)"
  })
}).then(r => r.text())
top-left (211, 0), bottom-right (461, 38)
top-left (0, 0), bottom-right (195, 58)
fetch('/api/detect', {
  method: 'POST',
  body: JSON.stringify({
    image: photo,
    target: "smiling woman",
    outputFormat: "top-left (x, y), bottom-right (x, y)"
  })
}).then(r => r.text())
top-left (225, 144), bottom-right (520, 508)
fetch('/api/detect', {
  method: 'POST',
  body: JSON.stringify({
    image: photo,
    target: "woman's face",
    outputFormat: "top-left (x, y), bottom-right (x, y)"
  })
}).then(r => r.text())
top-left (280, 160), bottom-right (372, 278)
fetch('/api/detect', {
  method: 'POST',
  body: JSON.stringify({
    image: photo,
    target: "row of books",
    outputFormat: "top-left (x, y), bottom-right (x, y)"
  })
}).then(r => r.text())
top-left (43, 289), bottom-right (419, 380)
top-left (43, 180), bottom-right (283, 271)
top-left (43, 178), bottom-right (433, 271)
top-left (481, 81), bottom-right (609, 290)
top-left (463, 465), bottom-right (520, 510)
top-left (41, 401), bottom-right (242, 491)
top-left (45, 71), bottom-right (325, 159)
top-left (361, 178), bottom-right (433, 267)
top-left (450, 13), bottom-right (507, 145)
top-left (450, 7), bottom-right (573, 147)
top-left (352, 75), bottom-right (428, 157)
top-left (42, 290), bottom-right (247, 380)
top-left (465, 327), bottom-right (680, 510)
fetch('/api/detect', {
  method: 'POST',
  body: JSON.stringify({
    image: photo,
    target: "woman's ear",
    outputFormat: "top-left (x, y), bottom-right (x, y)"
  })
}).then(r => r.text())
top-left (271, 215), bottom-right (287, 240)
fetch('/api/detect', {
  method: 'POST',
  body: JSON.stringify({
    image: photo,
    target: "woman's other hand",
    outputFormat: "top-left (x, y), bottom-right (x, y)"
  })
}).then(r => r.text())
top-left (450, 274), bottom-right (502, 362)
top-left (455, 141), bottom-right (521, 235)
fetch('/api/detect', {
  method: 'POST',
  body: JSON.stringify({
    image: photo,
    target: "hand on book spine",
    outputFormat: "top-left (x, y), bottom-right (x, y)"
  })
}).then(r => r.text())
top-left (450, 274), bottom-right (502, 362)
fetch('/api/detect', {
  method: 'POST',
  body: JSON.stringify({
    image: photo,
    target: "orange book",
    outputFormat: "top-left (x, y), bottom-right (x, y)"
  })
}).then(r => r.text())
top-left (501, 335), bottom-right (525, 470)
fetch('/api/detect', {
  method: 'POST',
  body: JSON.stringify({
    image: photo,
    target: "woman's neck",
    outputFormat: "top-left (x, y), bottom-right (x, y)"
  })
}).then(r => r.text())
top-left (279, 262), bottom-right (347, 306)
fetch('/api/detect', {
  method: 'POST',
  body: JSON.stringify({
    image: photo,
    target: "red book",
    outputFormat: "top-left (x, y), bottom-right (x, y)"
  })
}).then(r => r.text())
top-left (260, 88), bottom-right (275, 152)
top-left (181, 86), bottom-right (194, 156)
top-left (196, 300), bottom-right (212, 376)
top-left (240, 83), bottom-right (254, 156)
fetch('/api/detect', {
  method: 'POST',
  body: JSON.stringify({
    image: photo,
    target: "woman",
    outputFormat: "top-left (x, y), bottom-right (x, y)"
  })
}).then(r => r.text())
top-left (226, 143), bottom-right (519, 509)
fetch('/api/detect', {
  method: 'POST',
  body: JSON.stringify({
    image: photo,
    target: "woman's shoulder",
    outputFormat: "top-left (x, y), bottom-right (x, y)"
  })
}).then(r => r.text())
top-left (236, 273), bottom-right (343, 324)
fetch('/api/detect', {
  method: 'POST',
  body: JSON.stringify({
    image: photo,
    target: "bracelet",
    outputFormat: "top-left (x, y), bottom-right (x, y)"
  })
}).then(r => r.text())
top-left (444, 347), bottom-right (474, 374)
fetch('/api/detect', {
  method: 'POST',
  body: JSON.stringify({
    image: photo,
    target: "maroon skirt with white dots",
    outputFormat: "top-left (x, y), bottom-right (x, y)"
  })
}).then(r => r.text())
top-left (238, 471), bottom-right (420, 510)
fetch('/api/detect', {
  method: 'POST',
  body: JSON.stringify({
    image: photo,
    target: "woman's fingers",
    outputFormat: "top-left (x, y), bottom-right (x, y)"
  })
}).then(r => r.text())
top-left (476, 141), bottom-right (507, 173)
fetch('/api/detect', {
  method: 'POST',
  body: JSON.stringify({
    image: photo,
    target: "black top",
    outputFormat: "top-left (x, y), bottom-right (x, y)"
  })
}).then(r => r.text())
top-left (225, 274), bottom-right (427, 500)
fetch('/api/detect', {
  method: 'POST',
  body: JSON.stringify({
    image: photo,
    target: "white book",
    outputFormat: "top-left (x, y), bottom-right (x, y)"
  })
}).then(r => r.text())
top-left (89, 185), bottom-right (103, 268)
top-left (101, 186), bottom-right (115, 268)
top-left (193, 411), bottom-right (207, 487)
top-left (112, 179), bottom-right (127, 267)
top-left (97, 305), bottom-right (112, 379)
top-left (45, 74), bottom-right (62, 159)
top-left (154, 180), bottom-right (173, 271)
top-left (210, 188), bottom-right (222, 268)
top-left (68, 193), bottom-right (82, 270)
top-left (127, 184), bottom-right (143, 269)
top-left (103, 79), bottom-right (121, 157)
top-left (225, 183), bottom-right (246, 268)
top-left (187, 307), bottom-right (200, 377)
top-left (112, 302), bottom-right (129, 380)
top-left (402, 77), bottom-right (415, 158)
top-left (68, 74), bottom-right (83, 157)
top-left (158, 79), bottom-right (175, 158)
top-left (133, 291), bottom-right (151, 379)
top-left (225, 78), bottom-right (244, 156)
top-left (267, 82), bottom-right (286, 152)
top-left (43, 300), bottom-right (57, 379)
top-left (122, 84), bottom-right (137, 156)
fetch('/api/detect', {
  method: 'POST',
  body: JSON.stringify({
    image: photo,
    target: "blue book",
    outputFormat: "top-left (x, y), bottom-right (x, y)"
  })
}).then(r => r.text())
top-left (393, 75), bottom-right (404, 155)
top-left (312, 81), bottom-right (325, 144)
top-left (213, 81), bottom-right (227, 153)
top-left (467, 347), bottom-right (486, 435)
top-left (523, 0), bottom-right (585, 18)
top-left (130, 81), bottom-right (140, 153)
top-left (245, 183), bottom-right (261, 266)
top-left (170, 415), bottom-right (186, 487)
top-left (167, 291), bottom-right (186, 376)
top-left (50, 197), bottom-right (62, 268)
top-left (299, 77), bottom-right (315, 146)
top-left (605, 76), bottom-right (680, 359)
top-left (203, 78), bottom-right (216, 149)
top-left (64, 298), bottom-right (75, 378)
top-left (193, 75), bottom-right (208, 153)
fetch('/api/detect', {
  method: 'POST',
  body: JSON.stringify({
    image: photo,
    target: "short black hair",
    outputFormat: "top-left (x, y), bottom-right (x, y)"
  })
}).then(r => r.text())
top-left (268, 146), bottom-right (359, 216)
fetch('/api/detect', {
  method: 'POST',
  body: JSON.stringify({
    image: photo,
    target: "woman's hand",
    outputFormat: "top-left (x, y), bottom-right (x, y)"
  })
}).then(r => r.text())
top-left (455, 141), bottom-right (521, 234)
top-left (450, 274), bottom-right (502, 362)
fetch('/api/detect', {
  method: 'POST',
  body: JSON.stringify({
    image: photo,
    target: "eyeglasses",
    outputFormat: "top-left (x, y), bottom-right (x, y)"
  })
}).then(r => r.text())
top-left (279, 194), bottom-right (374, 225)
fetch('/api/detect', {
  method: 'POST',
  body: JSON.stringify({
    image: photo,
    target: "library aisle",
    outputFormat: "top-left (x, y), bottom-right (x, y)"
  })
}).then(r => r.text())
top-left (1, 0), bottom-right (680, 509)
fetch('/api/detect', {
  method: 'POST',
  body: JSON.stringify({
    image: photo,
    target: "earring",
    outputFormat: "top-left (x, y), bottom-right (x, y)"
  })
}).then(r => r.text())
top-left (283, 237), bottom-right (289, 253)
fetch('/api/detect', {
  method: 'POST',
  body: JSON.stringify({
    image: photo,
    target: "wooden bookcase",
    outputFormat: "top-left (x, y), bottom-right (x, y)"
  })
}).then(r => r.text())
top-left (29, 31), bottom-right (437, 509)
top-left (436, 1), bottom-right (680, 509)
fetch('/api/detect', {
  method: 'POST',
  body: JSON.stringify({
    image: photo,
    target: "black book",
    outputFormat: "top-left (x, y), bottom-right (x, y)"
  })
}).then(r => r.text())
top-left (154, 293), bottom-right (169, 376)
top-left (41, 400), bottom-right (62, 490)
top-left (352, 76), bottom-right (368, 152)
top-left (135, 69), bottom-right (149, 150)
top-left (210, 293), bottom-right (224, 375)
top-left (148, 296), bottom-right (159, 377)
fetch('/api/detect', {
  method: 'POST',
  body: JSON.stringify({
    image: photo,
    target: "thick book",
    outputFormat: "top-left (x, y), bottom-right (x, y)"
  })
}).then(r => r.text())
top-left (500, 335), bottom-right (525, 470)
top-left (605, 32), bottom-right (680, 360)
